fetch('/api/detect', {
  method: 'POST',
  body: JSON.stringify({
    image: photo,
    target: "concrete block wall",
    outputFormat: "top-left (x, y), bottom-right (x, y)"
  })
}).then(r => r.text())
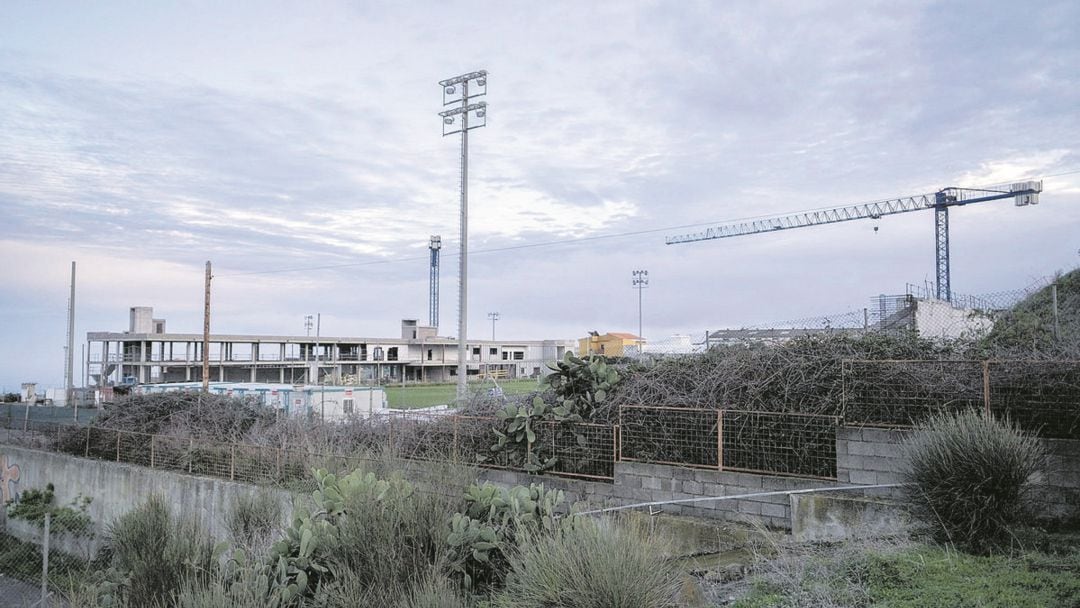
top-left (473, 462), bottom-right (838, 530)
top-left (836, 427), bottom-right (908, 500)
top-left (1035, 438), bottom-right (1080, 519)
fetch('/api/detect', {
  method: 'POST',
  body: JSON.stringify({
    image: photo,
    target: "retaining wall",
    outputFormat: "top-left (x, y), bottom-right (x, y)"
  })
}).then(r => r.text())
top-left (0, 445), bottom-right (293, 555)
top-left (1, 423), bottom-right (1075, 548)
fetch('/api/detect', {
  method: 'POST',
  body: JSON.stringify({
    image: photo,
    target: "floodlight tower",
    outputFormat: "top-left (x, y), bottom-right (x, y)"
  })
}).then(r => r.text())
top-left (438, 70), bottom-right (488, 400)
top-left (429, 235), bottom-right (442, 329)
top-left (632, 270), bottom-right (648, 351)
top-left (488, 311), bottom-right (500, 341)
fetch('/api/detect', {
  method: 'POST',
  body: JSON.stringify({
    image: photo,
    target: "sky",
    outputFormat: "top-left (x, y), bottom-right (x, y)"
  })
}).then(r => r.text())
top-left (1, 0), bottom-right (1079, 391)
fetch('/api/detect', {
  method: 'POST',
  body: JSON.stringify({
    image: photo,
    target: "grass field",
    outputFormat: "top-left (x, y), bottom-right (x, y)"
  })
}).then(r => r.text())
top-left (385, 378), bottom-right (542, 409)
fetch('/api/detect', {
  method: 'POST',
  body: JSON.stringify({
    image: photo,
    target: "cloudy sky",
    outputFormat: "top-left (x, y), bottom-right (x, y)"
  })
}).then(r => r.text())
top-left (1, 1), bottom-right (1079, 391)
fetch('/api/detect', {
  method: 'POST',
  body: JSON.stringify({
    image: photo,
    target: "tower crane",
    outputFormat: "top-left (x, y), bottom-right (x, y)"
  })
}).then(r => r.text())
top-left (665, 181), bottom-right (1043, 302)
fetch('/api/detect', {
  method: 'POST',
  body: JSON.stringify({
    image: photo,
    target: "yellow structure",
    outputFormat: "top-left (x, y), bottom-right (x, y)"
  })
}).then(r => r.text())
top-left (577, 332), bottom-right (644, 357)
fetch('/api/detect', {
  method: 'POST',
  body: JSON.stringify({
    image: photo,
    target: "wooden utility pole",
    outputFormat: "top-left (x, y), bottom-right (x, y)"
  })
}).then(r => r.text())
top-left (202, 261), bottom-right (212, 393)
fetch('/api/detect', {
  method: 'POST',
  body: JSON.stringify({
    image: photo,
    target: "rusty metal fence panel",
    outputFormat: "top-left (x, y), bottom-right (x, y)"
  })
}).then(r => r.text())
top-left (619, 405), bottom-right (718, 468)
top-left (618, 405), bottom-right (839, 480)
top-left (721, 410), bottom-right (839, 480)
top-left (843, 359), bottom-right (1080, 439)
top-left (988, 360), bottom-right (1080, 440)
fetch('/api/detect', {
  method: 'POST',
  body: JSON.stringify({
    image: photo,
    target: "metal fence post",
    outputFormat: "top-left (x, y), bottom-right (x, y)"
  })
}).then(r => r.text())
top-left (188, 438), bottom-right (194, 473)
top-left (452, 416), bottom-right (459, 463)
top-left (116, 431), bottom-right (122, 463)
top-left (717, 410), bottom-right (724, 471)
top-left (41, 512), bottom-right (50, 604)
top-left (150, 435), bottom-right (156, 469)
top-left (230, 445), bottom-right (236, 481)
top-left (85, 426), bottom-right (90, 457)
top-left (982, 360), bottom-right (991, 416)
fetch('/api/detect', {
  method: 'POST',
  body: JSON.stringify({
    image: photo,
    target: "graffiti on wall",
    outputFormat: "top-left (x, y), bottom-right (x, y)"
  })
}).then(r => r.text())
top-left (0, 454), bottom-right (19, 503)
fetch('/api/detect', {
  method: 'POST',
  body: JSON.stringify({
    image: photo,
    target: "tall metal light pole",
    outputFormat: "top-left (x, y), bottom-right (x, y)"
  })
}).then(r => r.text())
top-left (439, 70), bottom-right (488, 400)
top-left (632, 270), bottom-right (648, 354)
top-left (488, 312), bottom-right (500, 341)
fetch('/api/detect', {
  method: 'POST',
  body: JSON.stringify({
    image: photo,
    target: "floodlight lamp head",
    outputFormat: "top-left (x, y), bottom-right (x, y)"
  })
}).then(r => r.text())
top-left (477, 78), bottom-right (486, 86)
top-left (444, 117), bottom-right (454, 125)
top-left (445, 86), bottom-right (456, 95)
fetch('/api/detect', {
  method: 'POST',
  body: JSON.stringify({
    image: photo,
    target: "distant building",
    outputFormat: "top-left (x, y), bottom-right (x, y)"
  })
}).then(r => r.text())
top-left (577, 332), bottom-right (644, 357)
top-left (134, 382), bottom-right (386, 421)
top-left (86, 308), bottom-right (575, 387)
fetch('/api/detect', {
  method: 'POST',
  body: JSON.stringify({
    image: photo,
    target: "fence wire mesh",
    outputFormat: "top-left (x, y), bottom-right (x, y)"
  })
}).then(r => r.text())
top-left (619, 405), bottom-right (718, 468)
top-left (842, 360), bottom-right (985, 427)
top-left (987, 360), bottom-right (1080, 440)
top-left (843, 359), bottom-right (1080, 439)
top-left (618, 406), bottom-right (839, 480)
top-left (721, 410), bottom-right (839, 479)
top-left (0, 512), bottom-right (96, 607)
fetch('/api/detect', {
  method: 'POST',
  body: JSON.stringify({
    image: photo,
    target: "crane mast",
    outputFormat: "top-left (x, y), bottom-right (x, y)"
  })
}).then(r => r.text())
top-left (666, 181), bottom-right (1042, 302)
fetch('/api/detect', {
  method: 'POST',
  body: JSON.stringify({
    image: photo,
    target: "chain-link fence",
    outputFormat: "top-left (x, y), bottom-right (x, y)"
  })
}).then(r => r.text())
top-left (0, 511), bottom-right (96, 607)
top-left (0, 403), bottom-right (98, 428)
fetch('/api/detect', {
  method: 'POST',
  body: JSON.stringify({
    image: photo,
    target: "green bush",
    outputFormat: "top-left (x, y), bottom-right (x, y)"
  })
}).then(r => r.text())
top-left (225, 490), bottom-right (283, 559)
top-left (98, 495), bottom-right (218, 606)
top-left (495, 517), bottom-right (679, 608)
top-left (5, 483), bottom-right (94, 537)
top-left (447, 482), bottom-right (563, 589)
top-left (900, 409), bottom-right (1045, 552)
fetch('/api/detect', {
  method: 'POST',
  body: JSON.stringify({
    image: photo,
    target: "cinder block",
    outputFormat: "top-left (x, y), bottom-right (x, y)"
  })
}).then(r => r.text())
top-left (702, 482), bottom-right (724, 497)
top-left (847, 441), bottom-right (875, 456)
top-left (671, 466), bottom-right (695, 481)
top-left (738, 500), bottom-right (762, 515)
top-left (849, 470), bottom-right (877, 485)
top-left (734, 473), bottom-right (765, 489)
top-left (761, 502), bottom-right (788, 519)
top-left (864, 456), bottom-right (902, 473)
top-left (615, 474), bottom-right (641, 490)
top-left (682, 480), bottom-right (703, 495)
top-left (872, 442), bottom-right (902, 459)
top-left (641, 476), bottom-right (663, 491)
top-left (874, 471), bottom-right (903, 485)
top-left (694, 468), bottom-right (722, 483)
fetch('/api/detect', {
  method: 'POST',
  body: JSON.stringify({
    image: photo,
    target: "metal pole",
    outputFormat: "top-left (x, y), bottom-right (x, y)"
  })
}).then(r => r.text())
top-left (439, 70), bottom-right (487, 402)
top-left (1051, 283), bottom-right (1061, 341)
top-left (488, 312), bottom-right (499, 341)
top-left (202, 261), bottom-right (212, 394)
top-left (41, 513), bottom-right (50, 604)
top-left (65, 261), bottom-right (76, 410)
top-left (457, 81), bottom-right (469, 402)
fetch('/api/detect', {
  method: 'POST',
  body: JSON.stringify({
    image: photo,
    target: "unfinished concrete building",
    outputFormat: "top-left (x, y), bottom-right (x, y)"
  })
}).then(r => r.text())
top-left (87, 308), bottom-right (574, 387)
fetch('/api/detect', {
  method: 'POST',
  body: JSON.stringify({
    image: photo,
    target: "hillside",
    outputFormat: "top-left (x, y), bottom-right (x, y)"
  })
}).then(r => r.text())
top-left (982, 267), bottom-right (1080, 356)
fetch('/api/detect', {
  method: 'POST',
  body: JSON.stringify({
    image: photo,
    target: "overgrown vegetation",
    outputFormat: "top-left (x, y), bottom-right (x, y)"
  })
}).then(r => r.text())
top-left (496, 517), bottom-right (680, 608)
top-left (900, 409), bottom-right (1045, 553)
top-left (54, 460), bottom-right (683, 608)
top-left (5, 482), bottom-right (94, 537)
top-left (734, 536), bottom-right (1080, 608)
top-left (979, 268), bottom-right (1080, 357)
top-left (93, 494), bottom-right (219, 607)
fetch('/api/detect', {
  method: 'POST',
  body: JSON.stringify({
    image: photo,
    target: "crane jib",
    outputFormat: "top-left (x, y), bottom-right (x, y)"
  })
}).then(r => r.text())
top-left (665, 181), bottom-right (1041, 245)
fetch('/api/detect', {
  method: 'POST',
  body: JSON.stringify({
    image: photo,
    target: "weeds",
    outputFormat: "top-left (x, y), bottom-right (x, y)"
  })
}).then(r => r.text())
top-left (496, 516), bottom-right (680, 608)
top-left (98, 494), bottom-right (217, 606)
